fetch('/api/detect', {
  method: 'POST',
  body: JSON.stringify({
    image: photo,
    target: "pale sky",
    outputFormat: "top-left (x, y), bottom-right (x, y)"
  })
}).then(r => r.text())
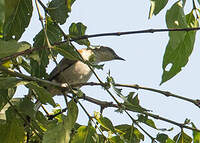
top-left (16, 0), bottom-right (200, 142)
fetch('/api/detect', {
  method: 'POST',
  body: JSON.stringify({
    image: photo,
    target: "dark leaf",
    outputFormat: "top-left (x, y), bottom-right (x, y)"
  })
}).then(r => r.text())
top-left (26, 82), bottom-right (56, 107)
top-left (18, 97), bottom-right (35, 119)
top-left (156, 133), bottom-right (175, 143)
top-left (0, 0), bottom-right (4, 31)
top-left (138, 114), bottom-right (157, 129)
top-left (0, 77), bottom-right (24, 89)
top-left (3, 0), bottom-right (33, 40)
top-left (53, 43), bottom-right (81, 61)
top-left (48, 0), bottom-right (75, 25)
top-left (123, 93), bottom-right (148, 113)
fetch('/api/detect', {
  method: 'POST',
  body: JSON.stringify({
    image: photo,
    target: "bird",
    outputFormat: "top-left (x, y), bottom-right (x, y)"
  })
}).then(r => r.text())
top-left (47, 46), bottom-right (125, 96)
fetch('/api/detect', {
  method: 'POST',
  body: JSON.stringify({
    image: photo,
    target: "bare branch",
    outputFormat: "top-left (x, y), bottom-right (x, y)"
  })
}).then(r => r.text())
top-left (1, 27), bottom-right (200, 63)
top-left (71, 82), bottom-right (200, 108)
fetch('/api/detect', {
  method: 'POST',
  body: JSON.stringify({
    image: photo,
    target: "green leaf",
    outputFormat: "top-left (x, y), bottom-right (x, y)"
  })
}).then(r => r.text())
top-left (0, 107), bottom-right (24, 143)
top-left (115, 124), bottom-right (144, 143)
top-left (70, 124), bottom-right (96, 143)
top-left (69, 22), bottom-right (90, 46)
top-left (173, 131), bottom-right (192, 143)
top-left (18, 97), bottom-right (35, 119)
top-left (156, 133), bottom-right (175, 143)
top-left (96, 114), bottom-right (115, 133)
top-left (36, 111), bottom-right (49, 129)
top-left (0, 0), bottom-right (4, 31)
top-left (33, 17), bottom-right (63, 47)
top-left (191, 123), bottom-right (200, 143)
top-left (27, 82), bottom-right (56, 107)
top-left (161, 4), bottom-right (199, 84)
top-left (109, 136), bottom-right (124, 143)
top-left (53, 43), bottom-right (82, 61)
top-left (138, 114), bottom-right (157, 129)
top-left (123, 93), bottom-right (148, 113)
top-left (0, 40), bottom-right (31, 59)
top-left (32, 17), bottom-right (63, 78)
top-left (19, 58), bottom-right (31, 74)
top-left (149, 0), bottom-right (168, 19)
top-left (3, 0), bottom-right (33, 40)
top-left (43, 100), bottom-right (78, 143)
top-left (0, 88), bottom-right (16, 116)
top-left (48, 0), bottom-right (75, 25)
top-left (0, 77), bottom-right (24, 89)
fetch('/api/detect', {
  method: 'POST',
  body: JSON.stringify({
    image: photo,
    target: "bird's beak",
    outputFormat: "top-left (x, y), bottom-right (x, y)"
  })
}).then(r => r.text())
top-left (115, 56), bottom-right (125, 61)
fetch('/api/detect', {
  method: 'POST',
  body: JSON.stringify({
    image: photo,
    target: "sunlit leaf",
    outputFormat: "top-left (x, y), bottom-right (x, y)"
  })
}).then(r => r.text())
top-left (95, 114), bottom-right (115, 133)
top-left (43, 100), bottom-right (78, 143)
top-left (3, 0), bottom-right (33, 40)
top-left (161, 4), bottom-right (199, 84)
top-left (70, 123), bottom-right (96, 143)
top-left (69, 22), bottom-right (90, 46)
top-left (173, 131), bottom-right (192, 143)
top-left (149, 0), bottom-right (168, 19)
top-left (191, 122), bottom-right (200, 143)
top-left (109, 136), bottom-right (124, 143)
top-left (115, 124), bottom-right (144, 143)
top-left (0, 40), bottom-right (31, 59)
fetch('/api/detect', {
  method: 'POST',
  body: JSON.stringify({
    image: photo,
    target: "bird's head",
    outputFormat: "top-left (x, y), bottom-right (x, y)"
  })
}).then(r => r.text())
top-left (88, 46), bottom-right (125, 63)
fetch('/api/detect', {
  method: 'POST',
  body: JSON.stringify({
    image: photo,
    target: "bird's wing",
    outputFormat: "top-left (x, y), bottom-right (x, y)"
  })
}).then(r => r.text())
top-left (48, 58), bottom-right (77, 81)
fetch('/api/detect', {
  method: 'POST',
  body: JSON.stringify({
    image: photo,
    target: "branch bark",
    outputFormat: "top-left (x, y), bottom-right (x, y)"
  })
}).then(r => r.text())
top-left (1, 27), bottom-right (200, 63)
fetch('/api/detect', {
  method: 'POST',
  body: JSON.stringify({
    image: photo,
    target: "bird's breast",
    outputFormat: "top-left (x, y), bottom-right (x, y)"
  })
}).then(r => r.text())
top-left (58, 61), bottom-right (92, 84)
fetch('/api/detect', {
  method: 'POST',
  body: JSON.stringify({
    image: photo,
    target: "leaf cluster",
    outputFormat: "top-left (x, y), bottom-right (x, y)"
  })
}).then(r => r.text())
top-left (0, 0), bottom-right (200, 143)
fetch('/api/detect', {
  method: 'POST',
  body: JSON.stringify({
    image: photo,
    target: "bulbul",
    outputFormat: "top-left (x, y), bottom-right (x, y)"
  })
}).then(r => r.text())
top-left (48, 46), bottom-right (124, 96)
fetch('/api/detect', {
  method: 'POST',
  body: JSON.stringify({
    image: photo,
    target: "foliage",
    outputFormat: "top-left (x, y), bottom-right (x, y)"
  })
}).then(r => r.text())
top-left (0, 0), bottom-right (200, 142)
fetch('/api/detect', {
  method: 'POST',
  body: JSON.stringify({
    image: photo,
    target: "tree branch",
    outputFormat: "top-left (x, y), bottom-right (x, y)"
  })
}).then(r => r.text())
top-left (1, 66), bottom-right (199, 132)
top-left (71, 82), bottom-right (200, 108)
top-left (50, 92), bottom-right (200, 133)
top-left (1, 27), bottom-right (200, 63)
